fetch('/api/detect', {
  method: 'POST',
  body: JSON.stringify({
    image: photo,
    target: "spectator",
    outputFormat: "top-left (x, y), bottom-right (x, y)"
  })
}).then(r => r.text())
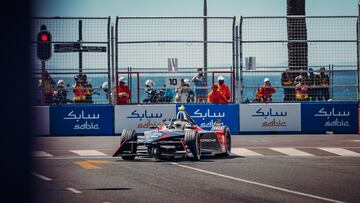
top-left (258, 78), bottom-right (276, 103)
top-left (114, 76), bottom-right (131, 104)
top-left (39, 71), bottom-right (56, 104)
top-left (307, 68), bottom-right (320, 101)
top-left (54, 79), bottom-right (71, 104)
top-left (208, 84), bottom-right (228, 104)
top-left (253, 87), bottom-right (262, 103)
top-left (162, 84), bottom-right (174, 103)
top-left (81, 74), bottom-right (96, 103)
top-left (72, 74), bottom-right (86, 103)
top-left (175, 79), bottom-right (194, 103)
top-left (295, 75), bottom-right (309, 101)
top-left (143, 79), bottom-right (157, 103)
top-left (101, 81), bottom-right (111, 101)
top-left (281, 68), bottom-right (293, 102)
top-left (191, 68), bottom-right (208, 103)
top-left (318, 67), bottom-right (330, 101)
top-left (217, 76), bottom-right (231, 102)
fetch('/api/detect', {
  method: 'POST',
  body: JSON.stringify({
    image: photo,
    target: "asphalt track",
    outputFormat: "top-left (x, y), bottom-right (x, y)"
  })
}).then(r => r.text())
top-left (32, 135), bottom-right (360, 203)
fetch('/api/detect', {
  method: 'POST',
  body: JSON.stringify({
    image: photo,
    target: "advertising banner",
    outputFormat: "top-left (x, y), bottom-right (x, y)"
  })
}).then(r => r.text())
top-left (32, 106), bottom-right (50, 135)
top-left (301, 102), bottom-right (358, 133)
top-left (50, 105), bottom-right (113, 135)
top-left (239, 103), bottom-right (301, 132)
top-left (176, 104), bottom-right (239, 134)
top-left (115, 105), bottom-right (176, 133)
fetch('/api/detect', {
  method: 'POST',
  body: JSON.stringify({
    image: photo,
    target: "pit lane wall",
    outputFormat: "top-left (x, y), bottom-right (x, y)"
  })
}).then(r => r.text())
top-left (32, 102), bottom-right (358, 136)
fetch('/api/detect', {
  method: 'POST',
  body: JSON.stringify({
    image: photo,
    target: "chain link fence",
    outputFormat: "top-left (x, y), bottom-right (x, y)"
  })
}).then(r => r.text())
top-left (31, 17), bottom-right (111, 105)
top-left (115, 16), bottom-right (236, 104)
top-left (240, 16), bottom-right (358, 103)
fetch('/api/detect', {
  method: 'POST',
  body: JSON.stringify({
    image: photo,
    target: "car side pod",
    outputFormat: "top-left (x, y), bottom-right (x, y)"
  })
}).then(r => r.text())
top-left (184, 130), bottom-right (201, 161)
top-left (113, 129), bottom-right (137, 160)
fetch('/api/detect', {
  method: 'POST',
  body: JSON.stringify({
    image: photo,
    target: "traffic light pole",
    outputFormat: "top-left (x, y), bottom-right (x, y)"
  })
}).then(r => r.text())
top-left (41, 61), bottom-right (46, 105)
top-left (78, 20), bottom-right (83, 74)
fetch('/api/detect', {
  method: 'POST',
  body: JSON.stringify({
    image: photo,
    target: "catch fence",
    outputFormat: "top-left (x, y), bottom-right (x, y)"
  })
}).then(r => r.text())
top-left (31, 17), bottom-right (111, 105)
top-left (239, 16), bottom-right (359, 102)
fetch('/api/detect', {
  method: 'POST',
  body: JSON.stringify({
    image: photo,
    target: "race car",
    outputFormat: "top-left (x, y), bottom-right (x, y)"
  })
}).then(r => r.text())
top-left (113, 106), bottom-right (231, 161)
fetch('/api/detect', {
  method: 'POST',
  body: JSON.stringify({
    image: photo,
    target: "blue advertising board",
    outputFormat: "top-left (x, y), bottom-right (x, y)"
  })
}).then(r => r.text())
top-left (50, 105), bottom-right (113, 135)
top-left (301, 102), bottom-right (358, 133)
top-left (176, 104), bottom-right (239, 134)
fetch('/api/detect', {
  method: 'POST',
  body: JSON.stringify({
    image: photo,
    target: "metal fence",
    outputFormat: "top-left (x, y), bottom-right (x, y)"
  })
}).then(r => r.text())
top-left (31, 15), bottom-right (360, 105)
top-left (31, 17), bottom-right (111, 105)
top-left (115, 16), bottom-right (236, 104)
top-left (239, 16), bottom-right (359, 102)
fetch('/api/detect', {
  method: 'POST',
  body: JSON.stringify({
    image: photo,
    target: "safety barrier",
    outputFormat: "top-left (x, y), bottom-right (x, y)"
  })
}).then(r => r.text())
top-left (33, 102), bottom-right (359, 136)
top-left (301, 102), bottom-right (358, 134)
top-left (49, 105), bottom-right (113, 135)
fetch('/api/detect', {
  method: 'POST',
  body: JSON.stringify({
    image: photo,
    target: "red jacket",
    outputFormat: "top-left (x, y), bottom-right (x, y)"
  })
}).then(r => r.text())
top-left (259, 85), bottom-right (276, 102)
top-left (208, 89), bottom-right (228, 104)
top-left (217, 84), bottom-right (230, 101)
top-left (115, 84), bottom-right (131, 104)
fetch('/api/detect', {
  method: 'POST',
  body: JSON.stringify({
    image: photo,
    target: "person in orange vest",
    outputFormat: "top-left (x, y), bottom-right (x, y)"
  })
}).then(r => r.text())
top-left (259, 78), bottom-right (276, 103)
top-left (207, 84), bottom-right (228, 104)
top-left (72, 74), bottom-right (86, 103)
top-left (295, 75), bottom-right (309, 101)
top-left (217, 76), bottom-right (231, 102)
top-left (114, 76), bottom-right (131, 104)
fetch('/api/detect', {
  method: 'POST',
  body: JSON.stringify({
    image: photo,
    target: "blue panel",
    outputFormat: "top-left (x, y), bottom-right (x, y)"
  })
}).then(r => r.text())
top-left (50, 105), bottom-right (113, 135)
top-left (301, 102), bottom-right (358, 133)
top-left (176, 104), bottom-right (239, 134)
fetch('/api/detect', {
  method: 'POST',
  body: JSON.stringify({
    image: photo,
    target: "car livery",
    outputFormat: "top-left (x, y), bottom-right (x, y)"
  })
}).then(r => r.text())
top-left (113, 105), bottom-right (232, 161)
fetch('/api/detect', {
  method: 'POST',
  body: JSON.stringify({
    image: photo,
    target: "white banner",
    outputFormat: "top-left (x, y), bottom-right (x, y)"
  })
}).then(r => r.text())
top-left (32, 106), bottom-right (50, 135)
top-left (239, 103), bottom-right (301, 132)
top-left (115, 105), bottom-right (176, 133)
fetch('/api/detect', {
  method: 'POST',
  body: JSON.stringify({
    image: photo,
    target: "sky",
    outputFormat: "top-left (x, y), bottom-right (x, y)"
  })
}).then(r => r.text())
top-left (33, 0), bottom-right (359, 18)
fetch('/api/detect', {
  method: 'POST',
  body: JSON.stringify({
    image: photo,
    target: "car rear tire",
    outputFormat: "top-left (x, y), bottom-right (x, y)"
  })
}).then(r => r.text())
top-left (185, 130), bottom-right (201, 161)
top-left (120, 129), bottom-right (137, 160)
top-left (212, 126), bottom-right (231, 157)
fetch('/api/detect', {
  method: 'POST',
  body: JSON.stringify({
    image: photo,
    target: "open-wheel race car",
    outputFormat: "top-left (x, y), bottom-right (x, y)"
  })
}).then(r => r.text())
top-left (113, 106), bottom-right (232, 161)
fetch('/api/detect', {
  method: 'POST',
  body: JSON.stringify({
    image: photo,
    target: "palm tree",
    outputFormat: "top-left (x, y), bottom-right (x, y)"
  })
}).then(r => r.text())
top-left (287, 0), bottom-right (307, 77)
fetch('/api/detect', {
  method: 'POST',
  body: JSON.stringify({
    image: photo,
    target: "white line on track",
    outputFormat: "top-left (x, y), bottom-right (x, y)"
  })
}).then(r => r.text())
top-left (171, 163), bottom-right (344, 203)
top-left (231, 148), bottom-right (263, 156)
top-left (319, 148), bottom-right (360, 157)
top-left (66, 187), bottom-right (82, 194)
top-left (31, 172), bottom-right (52, 181)
top-left (70, 150), bottom-right (107, 156)
top-left (32, 151), bottom-right (54, 157)
top-left (270, 148), bottom-right (314, 156)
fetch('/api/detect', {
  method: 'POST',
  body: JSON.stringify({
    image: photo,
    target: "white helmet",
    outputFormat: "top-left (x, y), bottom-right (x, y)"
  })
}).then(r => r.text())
top-left (145, 79), bottom-right (155, 87)
top-left (218, 76), bottom-right (225, 81)
top-left (183, 78), bottom-right (190, 85)
top-left (102, 81), bottom-right (108, 90)
top-left (264, 78), bottom-right (270, 82)
top-left (57, 80), bottom-right (65, 87)
top-left (118, 76), bottom-right (126, 83)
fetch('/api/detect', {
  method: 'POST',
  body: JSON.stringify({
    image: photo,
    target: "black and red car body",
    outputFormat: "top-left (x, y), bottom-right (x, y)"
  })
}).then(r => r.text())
top-left (113, 109), bottom-right (231, 161)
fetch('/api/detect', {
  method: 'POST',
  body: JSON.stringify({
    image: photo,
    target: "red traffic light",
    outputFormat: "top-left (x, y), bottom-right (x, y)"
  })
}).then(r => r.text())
top-left (40, 34), bottom-right (48, 41)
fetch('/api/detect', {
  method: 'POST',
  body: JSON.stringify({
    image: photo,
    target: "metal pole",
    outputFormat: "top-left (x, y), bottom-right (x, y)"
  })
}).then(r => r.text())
top-left (78, 20), bottom-right (83, 73)
top-left (357, 1), bottom-right (360, 100)
top-left (41, 61), bottom-right (46, 105)
top-left (232, 17), bottom-right (236, 102)
top-left (115, 17), bottom-right (119, 105)
top-left (203, 0), bottom-right (208, 75)
top-left (107, 17), bottom-right (111, 104)
top-left (235, 24), bottom-right (240, 103)
top-left (239, 16), bottom-right (244, 103)
top-left (110, 24), bottom-right (115, 104)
